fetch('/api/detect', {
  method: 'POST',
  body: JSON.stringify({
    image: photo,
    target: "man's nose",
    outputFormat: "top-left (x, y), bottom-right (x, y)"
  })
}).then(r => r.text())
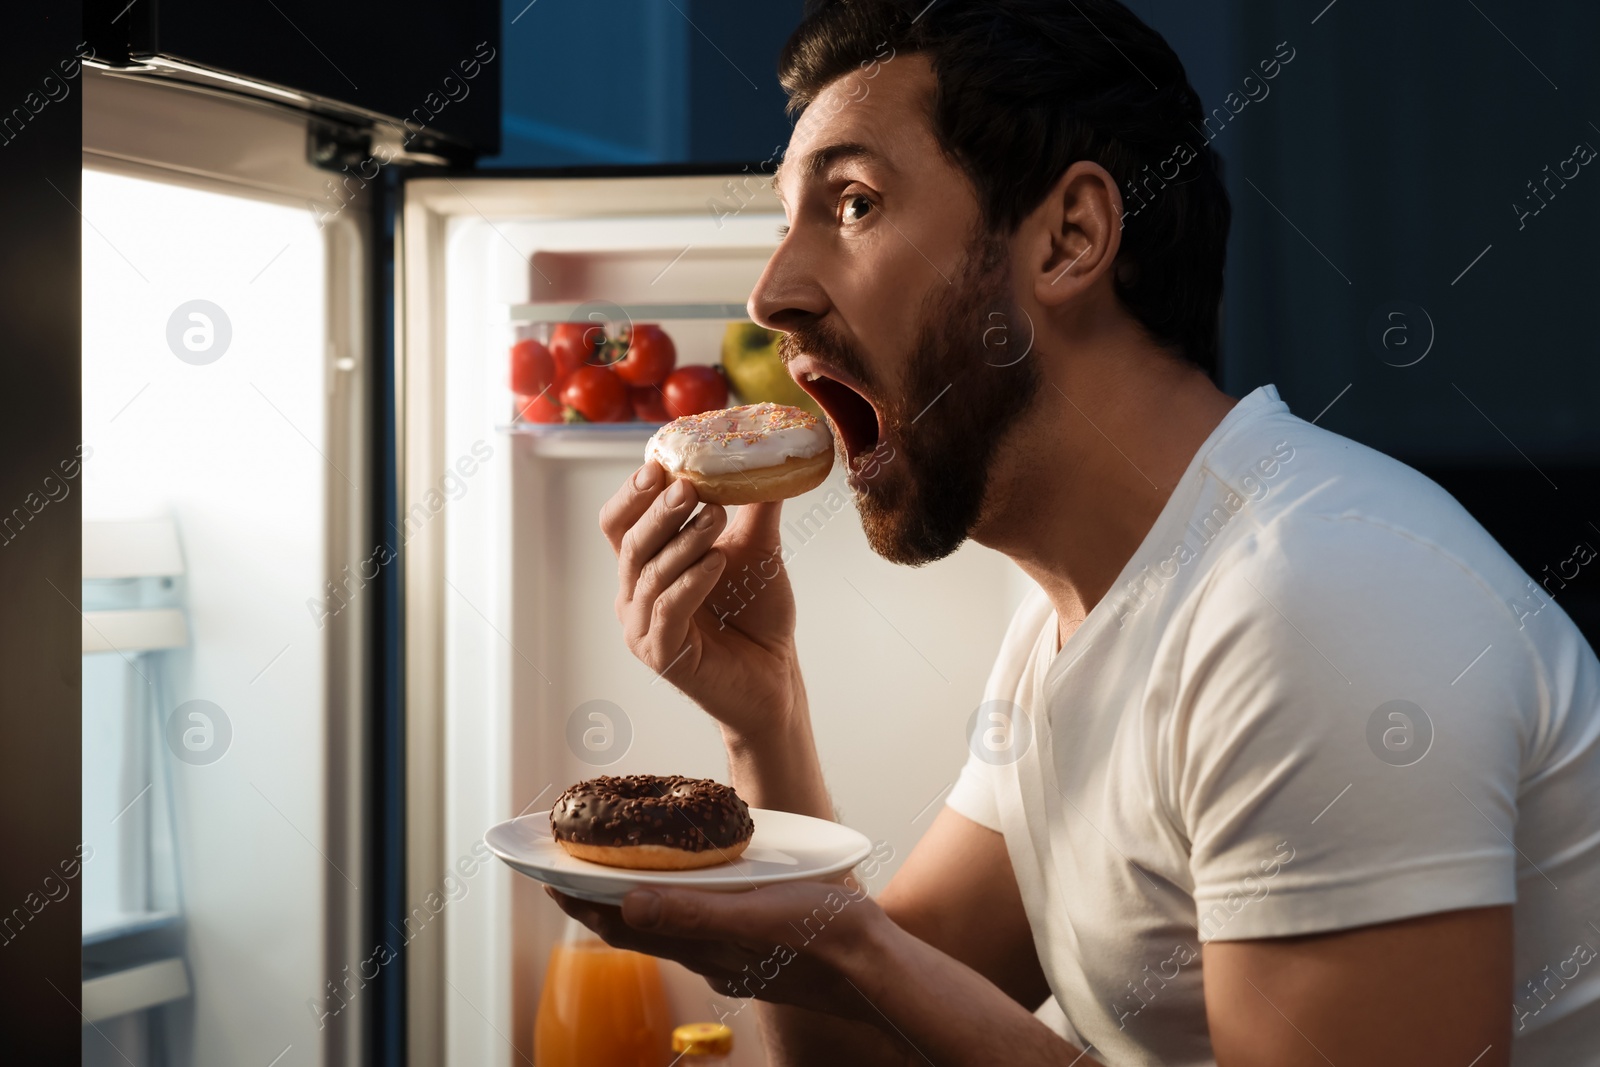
top-left (748, 228), bottom-right (829, 333)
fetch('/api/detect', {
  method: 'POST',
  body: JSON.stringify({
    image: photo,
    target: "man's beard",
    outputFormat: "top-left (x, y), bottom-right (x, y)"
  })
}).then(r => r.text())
top-left (781, 232), bottom-right (1042, 565)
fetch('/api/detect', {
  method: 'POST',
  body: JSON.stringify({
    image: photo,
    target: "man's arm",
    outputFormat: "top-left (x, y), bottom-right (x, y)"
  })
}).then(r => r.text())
top-left (718, 700), bottom-right (903, 1064)
top-left (1172, 516), bottom-right (1529, 1066)
top-left (744, 802), bottom-right (1057, 1064)
top-left (596, 466), bottom-right (1065, 1060)
top-left (1203, 905), bottom-right (1513, 1067)
top-left (552, 869), bottom-right (1104, 1067)
top-left (877, 807), bottom-right (1053, 1009)
top-left (721, 690), bottom-right (1053, 1061)
top-left (555, 871), bottom-right (1516, 1066)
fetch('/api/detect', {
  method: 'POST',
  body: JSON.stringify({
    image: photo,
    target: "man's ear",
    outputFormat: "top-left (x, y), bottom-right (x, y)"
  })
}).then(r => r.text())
top-left (1027, 160), bottom-right (1125, 310)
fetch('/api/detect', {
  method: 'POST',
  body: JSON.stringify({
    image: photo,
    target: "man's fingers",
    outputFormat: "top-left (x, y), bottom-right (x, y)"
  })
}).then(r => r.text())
top-left (548, 888), bottom-right (651, 950)
top-left (620, 886), bottom-right (776, 945)
top-left (634, 504), bottom-right (727, 608)
top-left (546, 887), bottom-right (751, 978)
top-left (600, 461), bottom-right (667, 555)
top-left (633, 548), bottom-right (726, 675)
top-left (722, 498), bottom-right (785, 556)
top-left (616, 477), bottom-right (702, 597)
top-left (621, 881), bottom-right (865, 944)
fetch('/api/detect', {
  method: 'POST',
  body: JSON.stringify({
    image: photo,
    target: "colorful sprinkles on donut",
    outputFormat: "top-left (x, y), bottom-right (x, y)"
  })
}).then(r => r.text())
top-left (670, 403), bottom-right (821, 449)
top-left (645, 402), bottom-right (832, 477)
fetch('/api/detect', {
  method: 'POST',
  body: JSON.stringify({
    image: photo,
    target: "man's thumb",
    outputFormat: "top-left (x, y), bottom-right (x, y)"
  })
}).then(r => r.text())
top-left (726, 499), bottom-right (784, 552)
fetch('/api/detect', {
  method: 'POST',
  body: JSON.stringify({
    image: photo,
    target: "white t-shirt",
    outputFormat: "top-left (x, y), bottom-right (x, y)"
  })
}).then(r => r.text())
top-left (946, 384), bottom-right (1600, 1065)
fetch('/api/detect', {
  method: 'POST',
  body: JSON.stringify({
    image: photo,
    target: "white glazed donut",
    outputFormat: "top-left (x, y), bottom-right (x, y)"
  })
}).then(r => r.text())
top-left (645, 402), bottom-right (834, 505)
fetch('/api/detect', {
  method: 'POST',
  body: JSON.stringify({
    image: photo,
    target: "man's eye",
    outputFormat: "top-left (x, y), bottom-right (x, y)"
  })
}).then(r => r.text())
top-left (842, 195), bottom-right (873, 223)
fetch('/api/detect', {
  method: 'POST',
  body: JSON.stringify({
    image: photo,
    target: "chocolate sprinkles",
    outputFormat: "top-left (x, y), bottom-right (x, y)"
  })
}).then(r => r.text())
top-left (549, 774), bottom-right (755, 853)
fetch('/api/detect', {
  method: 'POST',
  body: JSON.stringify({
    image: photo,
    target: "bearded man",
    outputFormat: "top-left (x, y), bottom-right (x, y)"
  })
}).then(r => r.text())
top-left (561, 2), bottom-right (1600, 1064)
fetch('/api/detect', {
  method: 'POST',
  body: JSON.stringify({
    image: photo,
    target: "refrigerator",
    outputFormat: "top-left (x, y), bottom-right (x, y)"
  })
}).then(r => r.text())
top-left (80, 36), bottom-right (1035, 1067)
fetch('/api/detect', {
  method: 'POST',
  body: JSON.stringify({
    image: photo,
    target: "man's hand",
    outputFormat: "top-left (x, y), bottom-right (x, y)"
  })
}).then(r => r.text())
top-left (546, 878), bottom-right (891, 1026)
top-left (548, 867), bottom-right (1099, 1067)
top-left (599, 461), bottom-right (802, 743)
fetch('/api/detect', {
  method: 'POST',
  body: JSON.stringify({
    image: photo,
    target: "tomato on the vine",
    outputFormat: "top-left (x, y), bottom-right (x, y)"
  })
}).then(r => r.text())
top-left (608, 324), bottom-right (677, 386)
top-left (661, 365), bottom-right (729, 419)
top-left (513, 390), bottom-right (563, 424)
top-left (629, 385), bottom-right (670, 423)
top-left (509, 338), bottom-right (555, 398)
top-left (560, 365), bottom-right (629, 422)
top-left (548, 322), bottom-right (604, 380)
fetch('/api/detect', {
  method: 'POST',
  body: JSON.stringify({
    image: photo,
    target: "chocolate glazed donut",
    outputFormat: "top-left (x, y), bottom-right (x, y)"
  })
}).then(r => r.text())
top-left (550, 775), bottom-right (755, 871)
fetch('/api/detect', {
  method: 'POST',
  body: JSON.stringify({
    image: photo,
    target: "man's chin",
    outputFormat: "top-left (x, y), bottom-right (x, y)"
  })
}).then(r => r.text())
top-left (859, 517), bottom-right (925, 565)
top-left (854, 480), bottom-right (968, 566)
top-left (860, 517), bottom-right (967, 567)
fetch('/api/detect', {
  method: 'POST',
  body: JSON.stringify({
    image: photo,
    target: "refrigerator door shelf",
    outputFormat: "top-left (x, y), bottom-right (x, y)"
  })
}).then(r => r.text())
top-left (81, 608), bottom-right (189, 654)
top-left (81, 956), bottom-right (191, 1025)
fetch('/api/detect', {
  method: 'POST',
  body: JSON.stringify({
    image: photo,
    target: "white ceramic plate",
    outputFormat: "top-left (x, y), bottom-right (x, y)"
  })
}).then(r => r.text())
top-left (485, 807), bottom-right (874, 905)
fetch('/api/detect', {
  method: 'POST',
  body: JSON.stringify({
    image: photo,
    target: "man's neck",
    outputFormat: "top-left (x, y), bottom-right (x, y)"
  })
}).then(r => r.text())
top-left (972, 339), bottom-right (1239, 645)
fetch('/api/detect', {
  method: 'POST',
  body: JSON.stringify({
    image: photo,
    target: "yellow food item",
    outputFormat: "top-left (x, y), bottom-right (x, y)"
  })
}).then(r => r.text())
top-left (720, 322), bottom-right (822, 417)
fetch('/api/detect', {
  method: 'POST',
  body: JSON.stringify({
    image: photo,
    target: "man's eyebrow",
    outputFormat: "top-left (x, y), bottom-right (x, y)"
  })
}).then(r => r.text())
top-left (772, 142), bottom-right (886, 205)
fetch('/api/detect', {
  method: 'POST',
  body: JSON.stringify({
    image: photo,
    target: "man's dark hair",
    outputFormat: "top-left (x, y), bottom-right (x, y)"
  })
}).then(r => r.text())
top-left (779, 0), bottom-right (1231, 377)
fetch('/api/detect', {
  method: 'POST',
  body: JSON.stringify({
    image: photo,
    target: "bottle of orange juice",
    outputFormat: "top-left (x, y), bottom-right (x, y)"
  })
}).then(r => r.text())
top-left (534, 916), bottom-right (674, 1066)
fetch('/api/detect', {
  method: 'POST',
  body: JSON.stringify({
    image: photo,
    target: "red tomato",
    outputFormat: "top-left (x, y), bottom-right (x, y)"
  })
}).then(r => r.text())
top-left (509, 338), bottom-right (555, 397)
top-left (560, 365), bottom-right (629, 422)
top-left (513, 390), bottom-right (563, 424)
top-left (548, 322), bottom-right (604, 379)
top-left (629, 385), bottom-right (670, 423)
top-left (609, 324), bottom-right (677, 386)
top-left (661, 365), bottom-right (729, 419)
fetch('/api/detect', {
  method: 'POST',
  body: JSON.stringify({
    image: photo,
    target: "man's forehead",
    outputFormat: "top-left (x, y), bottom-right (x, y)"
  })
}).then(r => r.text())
top-left (772, 55), bottom-right (935, 204)
top-left (772, 141), bottom-right (892, 203)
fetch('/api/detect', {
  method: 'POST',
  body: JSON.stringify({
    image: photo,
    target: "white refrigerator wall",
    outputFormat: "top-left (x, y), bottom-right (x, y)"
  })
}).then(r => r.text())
top-left (432, 184), bottom-right (1036, 1066)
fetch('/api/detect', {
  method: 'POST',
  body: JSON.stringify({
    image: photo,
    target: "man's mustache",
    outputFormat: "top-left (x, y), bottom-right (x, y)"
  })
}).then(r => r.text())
top-left (778, 326), bottom-right (875, 392)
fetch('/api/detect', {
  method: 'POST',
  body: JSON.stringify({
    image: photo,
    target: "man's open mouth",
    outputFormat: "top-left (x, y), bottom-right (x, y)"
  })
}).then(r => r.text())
top-left (785, 355), bottom-right (885, 470)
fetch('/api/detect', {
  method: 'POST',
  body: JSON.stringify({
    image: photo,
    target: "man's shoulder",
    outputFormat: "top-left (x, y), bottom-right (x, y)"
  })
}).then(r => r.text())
top-left (1196, 415), bottom-right (1529, 612)
top-left (1202, 413), bottom-right (1462, 534)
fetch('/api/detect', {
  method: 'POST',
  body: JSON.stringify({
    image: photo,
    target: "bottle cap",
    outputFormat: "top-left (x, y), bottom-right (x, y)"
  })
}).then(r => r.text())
top-left (672, 1022), bottom-right (734, 1055)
